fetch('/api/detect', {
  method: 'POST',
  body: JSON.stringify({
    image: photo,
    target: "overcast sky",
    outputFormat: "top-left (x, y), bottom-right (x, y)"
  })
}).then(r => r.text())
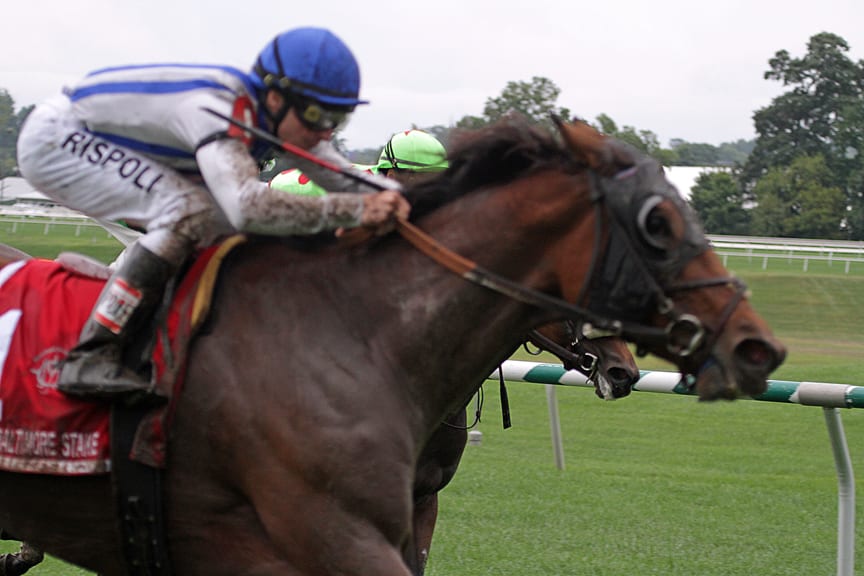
top-left (3, 0), bottom-right (863, 151)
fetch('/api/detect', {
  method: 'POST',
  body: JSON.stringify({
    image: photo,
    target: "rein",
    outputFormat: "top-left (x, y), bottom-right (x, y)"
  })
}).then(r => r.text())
top-left (395, 218), bottom-right (670, 349)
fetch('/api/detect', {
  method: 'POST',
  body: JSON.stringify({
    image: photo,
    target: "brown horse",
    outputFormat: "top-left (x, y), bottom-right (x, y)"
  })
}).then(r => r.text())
top-left (0, 250), bottom-right (635, 576)
top-left (410, 322), bottom-right (639, 573)
top-left (0, 117), bottom-right (784, 575)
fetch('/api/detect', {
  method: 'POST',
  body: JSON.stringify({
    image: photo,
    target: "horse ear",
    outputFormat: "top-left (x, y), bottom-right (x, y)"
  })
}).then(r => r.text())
top-left (553, 116), bottom-right (636, 177)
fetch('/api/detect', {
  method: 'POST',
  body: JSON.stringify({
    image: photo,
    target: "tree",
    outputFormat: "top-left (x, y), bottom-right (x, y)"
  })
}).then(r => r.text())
top-left (455, 76), bottom-right (571, 132)
top-left (715, 140), bottom-right (754, 166)
top-left (748, 32), bottom-right (864, 172)
top-left (0, 89), bottom-right (33, 179)
top-left (743, 32), bottom-right (864, 238)
top-left (0, 90), bottom-right (20, 178)
top-left (689, 171), bottom-right (750, 234)
top-left (669, 141), bottom-right (719, 166)
top-left (594, 113), bottom-right (678, 165)
top-left (749, 155), bottom-right (846, 238)
top-left (668, 138), bottom-right (754, 167)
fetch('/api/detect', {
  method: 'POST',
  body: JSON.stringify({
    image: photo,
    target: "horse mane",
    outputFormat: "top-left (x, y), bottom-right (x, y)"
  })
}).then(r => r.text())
top-left (403, 116), bottom-right (577, 219)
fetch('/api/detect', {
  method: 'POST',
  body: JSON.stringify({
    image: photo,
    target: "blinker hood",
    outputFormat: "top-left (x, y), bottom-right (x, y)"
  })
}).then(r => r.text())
top-left (584, 155), bottom-right (710, 320)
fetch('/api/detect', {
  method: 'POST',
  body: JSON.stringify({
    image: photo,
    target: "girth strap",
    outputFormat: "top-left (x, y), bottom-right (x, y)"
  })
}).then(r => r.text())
top-left (111, 405), bottom-right (172, 576)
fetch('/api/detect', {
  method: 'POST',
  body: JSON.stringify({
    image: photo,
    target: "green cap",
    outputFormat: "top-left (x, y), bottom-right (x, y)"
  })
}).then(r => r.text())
top-left (269, 169), bottom-right (327, 197)
top-left (377, 130), bottom-right (448, 173)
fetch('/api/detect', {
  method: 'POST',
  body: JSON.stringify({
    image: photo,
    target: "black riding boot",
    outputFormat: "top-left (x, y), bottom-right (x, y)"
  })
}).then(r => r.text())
top-left (58, 243), bottom-right (175, 402)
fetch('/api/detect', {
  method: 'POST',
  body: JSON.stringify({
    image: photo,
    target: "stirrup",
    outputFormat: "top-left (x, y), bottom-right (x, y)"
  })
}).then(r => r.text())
top-left (58, 347), bottom-right (165, 405)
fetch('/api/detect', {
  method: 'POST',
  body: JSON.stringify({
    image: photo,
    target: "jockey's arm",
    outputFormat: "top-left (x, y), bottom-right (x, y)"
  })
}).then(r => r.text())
top-left (197, 138), bottom-right (408, 235)
top-left (290, 139), bottom-right (403, 194)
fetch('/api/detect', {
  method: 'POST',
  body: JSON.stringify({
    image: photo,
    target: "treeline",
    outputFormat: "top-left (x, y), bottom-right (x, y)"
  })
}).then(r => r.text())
top-left (346, 77), bottom-right (754, 169)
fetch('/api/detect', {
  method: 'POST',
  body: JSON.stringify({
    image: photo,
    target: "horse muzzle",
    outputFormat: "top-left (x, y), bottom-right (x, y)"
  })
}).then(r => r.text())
top-left (694, 336), bottom-right (787, 401)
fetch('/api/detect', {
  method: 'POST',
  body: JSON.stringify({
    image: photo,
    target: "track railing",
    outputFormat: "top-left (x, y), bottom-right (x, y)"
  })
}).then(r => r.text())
top-left (488, 360), bottom-right (859, 576)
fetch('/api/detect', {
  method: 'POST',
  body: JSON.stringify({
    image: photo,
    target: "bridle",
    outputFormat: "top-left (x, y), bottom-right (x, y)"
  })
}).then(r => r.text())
top-left (579, 162), bottom-right (748, 366)
top-left (395, 153), bottom-right (749, 384)
top-left (524, 320), bottom-right (599, 381)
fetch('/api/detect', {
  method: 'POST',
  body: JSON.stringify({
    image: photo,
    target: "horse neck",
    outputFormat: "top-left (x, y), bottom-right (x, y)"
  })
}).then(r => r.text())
top-left (241, 169), bottom-right (594, 436)
top-left (387, 170), bottom-right (596, 423)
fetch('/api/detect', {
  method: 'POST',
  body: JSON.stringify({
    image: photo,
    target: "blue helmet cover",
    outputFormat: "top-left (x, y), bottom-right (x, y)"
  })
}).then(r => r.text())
top-left (252, 27), bottom-right (368, 106)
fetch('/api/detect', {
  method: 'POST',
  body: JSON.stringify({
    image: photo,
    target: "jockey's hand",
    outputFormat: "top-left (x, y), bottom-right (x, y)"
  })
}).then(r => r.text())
top-left (361, 190), bottom-right (411, 235)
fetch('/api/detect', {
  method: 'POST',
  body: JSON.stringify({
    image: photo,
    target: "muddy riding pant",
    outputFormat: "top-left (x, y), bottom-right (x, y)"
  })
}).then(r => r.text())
top-left (16, 96), bottom-right (228, 267)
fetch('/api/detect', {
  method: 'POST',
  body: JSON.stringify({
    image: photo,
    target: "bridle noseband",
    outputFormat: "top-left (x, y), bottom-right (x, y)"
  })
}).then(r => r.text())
top-left (524, 320), bottom-right (599, 381)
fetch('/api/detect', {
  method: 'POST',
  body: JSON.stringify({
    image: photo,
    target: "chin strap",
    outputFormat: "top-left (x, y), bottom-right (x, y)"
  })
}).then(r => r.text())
top-left (259, 91), bottom-right (292, 136)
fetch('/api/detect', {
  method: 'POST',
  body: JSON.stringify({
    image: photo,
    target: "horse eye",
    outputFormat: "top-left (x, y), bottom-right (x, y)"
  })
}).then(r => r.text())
top-left (637, 195), bottom-right (675, 250)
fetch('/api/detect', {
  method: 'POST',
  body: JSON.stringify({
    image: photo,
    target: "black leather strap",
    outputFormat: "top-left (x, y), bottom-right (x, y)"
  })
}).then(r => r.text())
top-left (111, 405), bottom-right (172, 576)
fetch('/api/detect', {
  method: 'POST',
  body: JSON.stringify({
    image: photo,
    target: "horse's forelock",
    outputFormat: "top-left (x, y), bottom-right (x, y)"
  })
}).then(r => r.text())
top-left (404, 117), bottom-right (570, 219)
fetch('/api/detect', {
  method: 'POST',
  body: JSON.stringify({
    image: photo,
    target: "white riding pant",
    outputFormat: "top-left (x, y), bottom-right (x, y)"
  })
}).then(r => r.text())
top-left (16, 96), bottom-right (232, 266)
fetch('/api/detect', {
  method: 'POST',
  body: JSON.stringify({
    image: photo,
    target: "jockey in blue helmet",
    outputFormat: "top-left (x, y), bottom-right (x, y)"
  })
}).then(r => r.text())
top-left (16, 26), bottom-right (407, 403)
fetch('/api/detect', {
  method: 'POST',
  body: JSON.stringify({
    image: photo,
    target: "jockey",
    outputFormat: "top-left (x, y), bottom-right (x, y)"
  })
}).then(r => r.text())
top-left (16, 27), bottom-right (409, 403)
top-left (376, 129), bottom-right (449, 184)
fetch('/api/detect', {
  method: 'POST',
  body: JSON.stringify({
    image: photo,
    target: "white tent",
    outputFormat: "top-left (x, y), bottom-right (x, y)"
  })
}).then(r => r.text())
top-left (662, 166), bottom-right (730, 201)
top-left (0, 177), bottom-right (52, 204)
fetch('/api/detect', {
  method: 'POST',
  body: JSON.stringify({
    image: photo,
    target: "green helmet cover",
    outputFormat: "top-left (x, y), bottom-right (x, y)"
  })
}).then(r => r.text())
top-left (377, 130), bottom-right (448, 173)
top-left (269, 169), bottom-right (327, 197)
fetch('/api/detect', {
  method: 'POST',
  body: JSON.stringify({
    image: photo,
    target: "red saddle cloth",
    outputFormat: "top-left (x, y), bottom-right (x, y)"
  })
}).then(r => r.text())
top-left (0, 239), bottom-right (242, 475)
top-left (0, 259), bottom-right (109, 474)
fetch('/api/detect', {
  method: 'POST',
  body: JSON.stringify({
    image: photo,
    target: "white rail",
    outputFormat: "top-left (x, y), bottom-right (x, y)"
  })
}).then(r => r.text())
top-left (709, 234), bottom-right (864, 256)
top-left (488, 360), bottom-right (858, 576)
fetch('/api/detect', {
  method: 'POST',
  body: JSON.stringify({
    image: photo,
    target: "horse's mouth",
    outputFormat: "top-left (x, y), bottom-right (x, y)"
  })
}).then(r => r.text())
top-left (694, 337), bottom-right (786, 401)
top-left (593, 367), bottom-right (638, 400)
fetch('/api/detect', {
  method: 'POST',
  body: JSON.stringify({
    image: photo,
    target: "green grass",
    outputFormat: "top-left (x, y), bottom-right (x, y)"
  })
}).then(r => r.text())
top-left (717, 251), bottom-right (864, 277)
top-left (427, 385), bottom-right (861, 576)
top-left (1, 219), bottom-right (863, 575)
top-left (1, 219), bottom-right (124, 263)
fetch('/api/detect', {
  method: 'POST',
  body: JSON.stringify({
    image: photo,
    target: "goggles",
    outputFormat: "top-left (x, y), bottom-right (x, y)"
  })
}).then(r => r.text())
top-left (291, 95), bottom-right (354, 132)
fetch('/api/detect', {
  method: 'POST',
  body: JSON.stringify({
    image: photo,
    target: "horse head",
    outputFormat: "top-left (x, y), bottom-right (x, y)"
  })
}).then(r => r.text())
top-left (553, 119), bottom-right (786, 400)
top-left (527, 321), bottom-right (638, 400)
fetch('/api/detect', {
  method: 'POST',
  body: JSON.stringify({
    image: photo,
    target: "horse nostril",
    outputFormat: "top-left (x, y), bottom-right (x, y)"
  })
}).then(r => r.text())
top-left (734, 338), bottom-right (782, 373)
top-left (607, 367), bottom-right (638, 387)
